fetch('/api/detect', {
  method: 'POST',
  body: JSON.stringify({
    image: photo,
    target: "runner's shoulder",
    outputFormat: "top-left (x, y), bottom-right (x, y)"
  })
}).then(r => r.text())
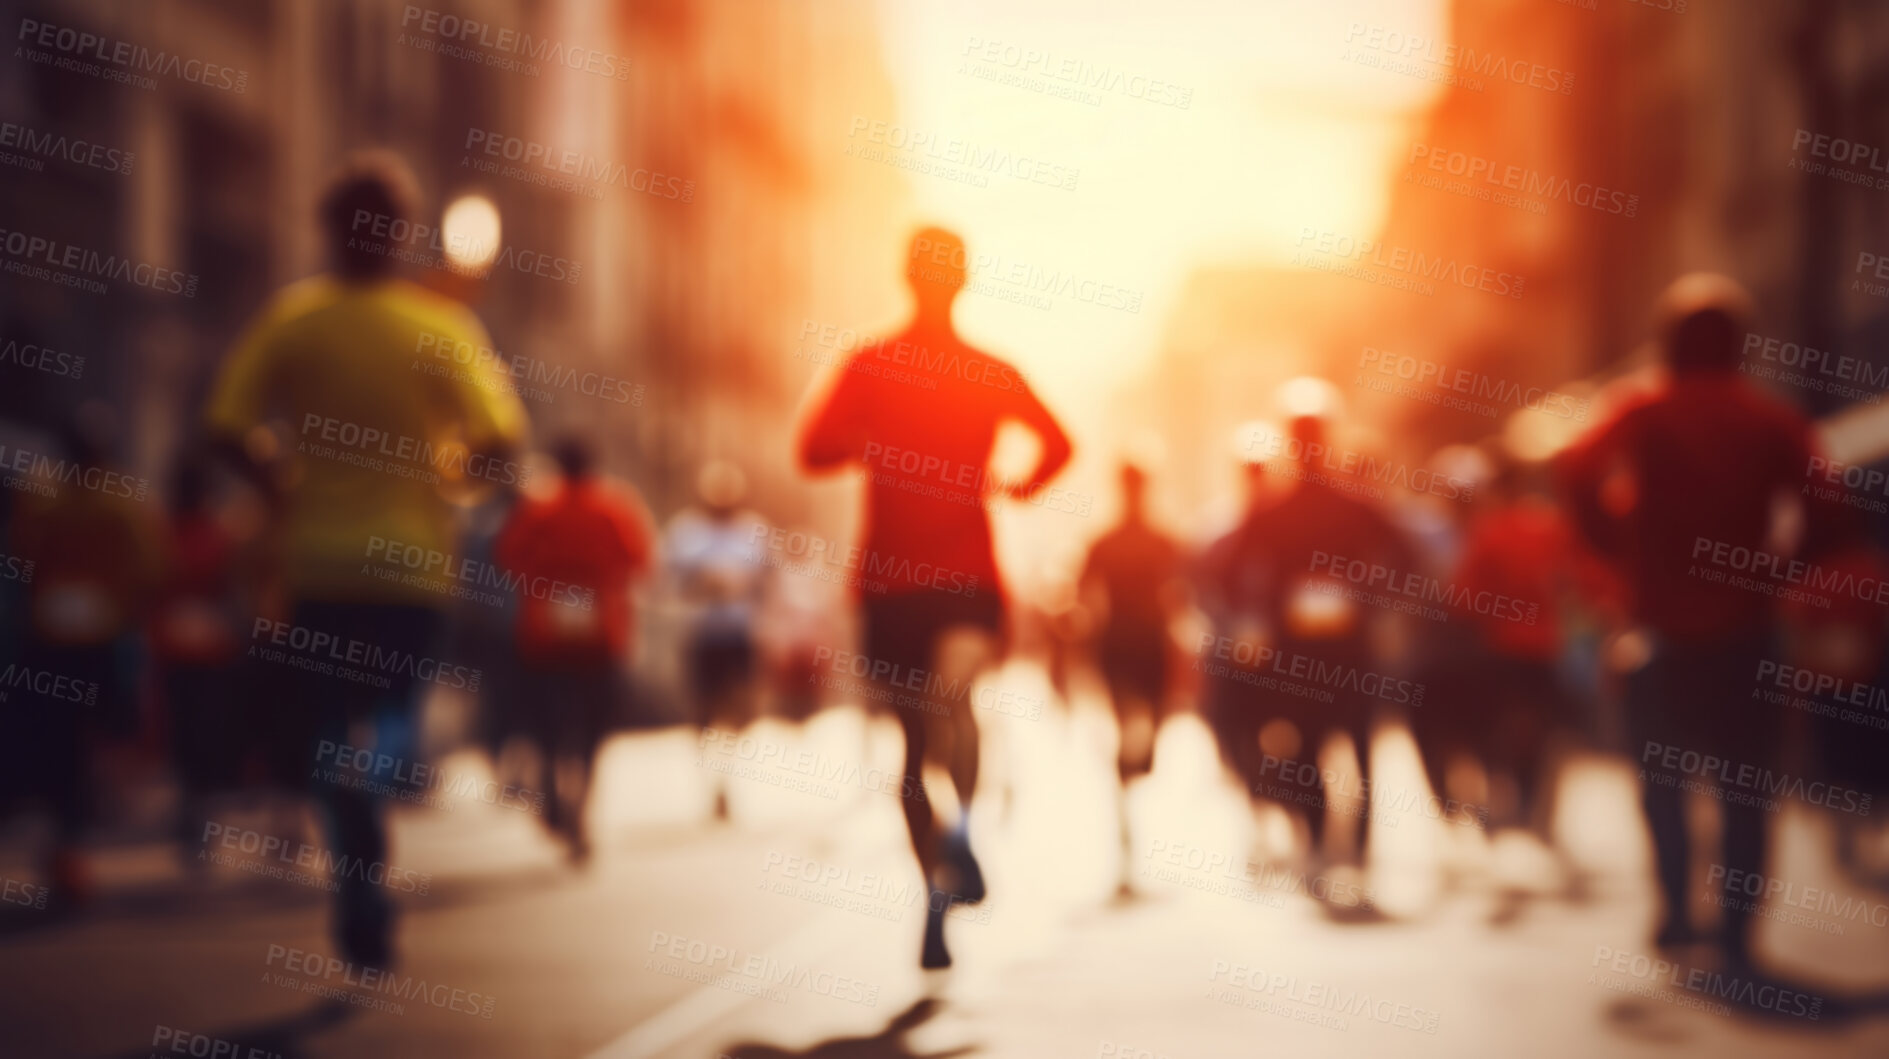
top-left (374, 279), bottom-right (488, 343)
top-left (932, 339), bottom-right (1030, 396)
top-left (245, 275), bottom-right (343, 336)
top-left (246, 276), bottom-right (480, 346)
top-left (956, 339), bottom-right (1020, 375)
top-left (1736, 380), bottom-right (1816, 438)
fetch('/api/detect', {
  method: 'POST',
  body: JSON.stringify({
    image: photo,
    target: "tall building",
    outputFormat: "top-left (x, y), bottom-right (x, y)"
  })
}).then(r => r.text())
top-left (0, 0), bottom-right (910, 533)
top-left (1134, 0), bottom-right (1889, 527)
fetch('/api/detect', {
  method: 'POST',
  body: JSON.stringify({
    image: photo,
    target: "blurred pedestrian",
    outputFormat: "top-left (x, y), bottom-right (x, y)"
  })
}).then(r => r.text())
top-left (1228, 412), bottom-right (1419, 873)
top-left (1079, 460), bottom-right (1184, 897)
top-left (150, 453), bottom-right (249, 864)
top-left (1557, 274), bottom-right (1832, 972)
top-left (6, 407), bottom-right (162, 904)
top-left (205, 151), bottom-right (528, 964)
top-left (1783, 544), bottom-right (1889, 886)
top-left (664, 459), bottom-right (770, 821)
top-left (1194, 450), bottom-right (1273, 805)
top-left (1420, 455), bottom-right (1593, 860)
top-left (495, 435), bottom-right (654, 861)
top-left (755, 545), bottom-right (844, 726)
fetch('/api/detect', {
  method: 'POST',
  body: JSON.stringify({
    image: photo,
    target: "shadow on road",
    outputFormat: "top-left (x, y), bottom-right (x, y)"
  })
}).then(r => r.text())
top-left (1602, 967), bottom-right (1889, 1041)
top-left (97, 999), bottom-right (357, 1059)
top-left (721, 997), bottom-right (976, 1059)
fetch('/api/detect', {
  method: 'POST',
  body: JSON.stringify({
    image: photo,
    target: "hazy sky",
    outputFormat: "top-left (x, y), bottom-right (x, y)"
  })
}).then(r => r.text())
top-left (874, 0), bottom-right (1449, 399)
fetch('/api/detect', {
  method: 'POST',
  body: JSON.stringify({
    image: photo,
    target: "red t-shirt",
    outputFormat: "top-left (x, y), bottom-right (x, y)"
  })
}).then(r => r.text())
top-left (797, 322), bottom-right (1070, 600)
top-left (1556, 372), bottom-right (1819, 643)
top-left (151, 513), bottom-right (241, 663)
top-left (12, 484), bottom-right (160, 647)
top-left (1453, 500), bottom-right (1578, 661)
top-left (496, 478), bottom-right (654, 664)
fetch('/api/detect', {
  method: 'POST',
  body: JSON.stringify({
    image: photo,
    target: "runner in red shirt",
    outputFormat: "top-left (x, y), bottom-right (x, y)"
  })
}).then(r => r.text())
top-left (1557, 274), bottom-right (1830, 971)
top-left (151, 456), bottom-right (250, 866)
top-left (8, 414), bottom-right (161, 905)
top-left (1426, 460), bottom-right (1600, 849)
top-left (496, 436), bottom-right (655, 861)
top-left (798, 227), bottom-right (1072, 968)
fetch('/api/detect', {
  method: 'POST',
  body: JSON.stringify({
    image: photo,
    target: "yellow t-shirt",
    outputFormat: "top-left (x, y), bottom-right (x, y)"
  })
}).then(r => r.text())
top-left (206, 276), bottom-right (528, 605)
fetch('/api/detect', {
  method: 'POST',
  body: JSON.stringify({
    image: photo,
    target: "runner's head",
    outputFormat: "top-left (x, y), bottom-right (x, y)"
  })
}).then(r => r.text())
top-left (1275, 376), bottom-right (1341, 470)
top-left (697, 459), bottom-right (748, 519)
top-left (1119, 461), bottom-right (1148, 518)
top-left (905, 226), bottom-right (968, 324)
top-left (552, 435), bottom-right (598, 482)
top-left (1232, 421), bottom-right (1269, 502)
top-left (1657, 272), bottom-right (1752, 375)
top-left (1288, 414), bottom-right (1326, 466)
top-left (320, 150), bottom-right (420, 281)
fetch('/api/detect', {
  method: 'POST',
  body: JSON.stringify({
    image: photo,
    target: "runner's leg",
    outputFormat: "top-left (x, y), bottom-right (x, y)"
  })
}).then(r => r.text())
top-left (926, 623), bottom-right (996, 805)
top-left (866, 597), bottom-right (943, 888)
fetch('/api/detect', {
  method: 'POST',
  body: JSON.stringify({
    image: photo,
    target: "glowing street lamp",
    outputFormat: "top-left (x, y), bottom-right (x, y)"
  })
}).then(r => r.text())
top-left (441, 193), bottom-right (501, 273)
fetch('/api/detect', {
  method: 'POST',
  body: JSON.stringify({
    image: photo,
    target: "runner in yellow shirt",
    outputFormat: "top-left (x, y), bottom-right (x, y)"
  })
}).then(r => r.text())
top-left (204, 152), bottom-right (527, 966)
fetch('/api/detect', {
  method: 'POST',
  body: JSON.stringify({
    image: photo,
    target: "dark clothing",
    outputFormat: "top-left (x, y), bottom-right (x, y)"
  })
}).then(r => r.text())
top-left (1416, 655), bottom-right (1568, 828)
top-left (1633, 630), bottom-right (1781, 768)
top-left (1084, 518), bottom-right (1181, 714)
top-left (522, 659), bottom-right (618, 755)
top-left (1232, 476), bottom-right (1416, 733)
top-left (1264, 636), bottom-right (1379, 852)
top-left (687, 629), bottom-right (757, 726)
top-left (1099, 636), bottom-right (1168, 709)
top-left (1084, 520), bottom-right (1181, 634)
top-left (1811, 680), bottom-right (1889, 798)
top-left (1630, 631), bottom-right (1776, 961)
top-left (519, 658), bottom-right (617, 847)
top-left (1202, 477), bottom-right (1417, 858)
top-left (166, 663), bottom-right (246, 796)
top-left (154, 510), bottom-right (248, 835)
top-left (1, 641), bottom-right (104, 836)
top-left (281, 600), bottom-right (445, 965)
top-left (860, 589), bottom-right (1004, 687)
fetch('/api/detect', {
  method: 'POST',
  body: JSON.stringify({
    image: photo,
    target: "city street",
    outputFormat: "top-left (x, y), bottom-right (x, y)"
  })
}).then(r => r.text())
top-left (2, 662), bottom-right (1888, 1058)
top-left (7, 1), bottom-right (1889, 1055)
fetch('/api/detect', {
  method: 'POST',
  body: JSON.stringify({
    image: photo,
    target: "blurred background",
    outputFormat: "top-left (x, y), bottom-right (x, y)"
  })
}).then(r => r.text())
top-left (11, 0), bottom-right (1889, 550)
top-left (3, 0), bottom-right (1889, 1055)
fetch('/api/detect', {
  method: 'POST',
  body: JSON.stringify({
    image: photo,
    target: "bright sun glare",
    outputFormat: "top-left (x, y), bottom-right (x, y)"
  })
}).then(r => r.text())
top-left (874, 0), bottom-right (1448, 404)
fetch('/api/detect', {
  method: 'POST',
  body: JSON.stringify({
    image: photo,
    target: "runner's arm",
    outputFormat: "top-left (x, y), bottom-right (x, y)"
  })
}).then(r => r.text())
top-left (202, 305), bottom-right (289, 506)
top-left (1554, 410), bottom-right (1633, 563)
top-left (1005, 379), bottom-right (1073, 494)
top-left (440, 309), bottom-right (529, 475)
top-left (797, 362), bottom-right (871, 472)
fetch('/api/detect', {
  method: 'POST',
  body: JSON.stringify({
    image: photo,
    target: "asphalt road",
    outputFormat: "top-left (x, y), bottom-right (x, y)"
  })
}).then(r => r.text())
top-left (2, 662), bottom-right (1887, 1058)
